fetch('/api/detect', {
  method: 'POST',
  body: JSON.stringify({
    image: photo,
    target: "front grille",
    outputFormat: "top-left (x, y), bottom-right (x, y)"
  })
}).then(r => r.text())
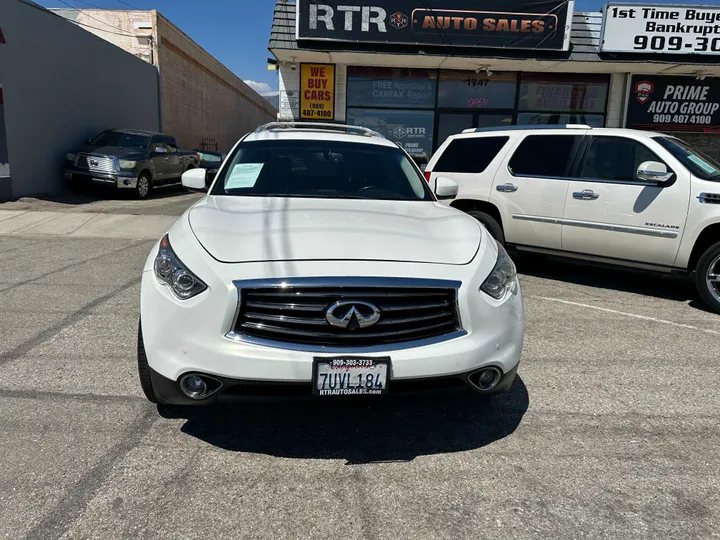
top-left (75, 154), bottom-right (117, 174)
top-left (232, 281), bottom-right (462, 348)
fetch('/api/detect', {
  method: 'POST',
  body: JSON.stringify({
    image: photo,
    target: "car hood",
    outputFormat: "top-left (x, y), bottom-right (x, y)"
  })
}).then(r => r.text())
top-left (187, 197), bottom-right (482, 265)
top-left (79, 145), bottom-right (145, 159)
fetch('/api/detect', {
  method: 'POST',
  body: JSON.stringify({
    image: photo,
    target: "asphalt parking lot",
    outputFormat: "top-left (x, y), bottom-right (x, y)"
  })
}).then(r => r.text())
top-left (1, 193), bottom-right (719, 540)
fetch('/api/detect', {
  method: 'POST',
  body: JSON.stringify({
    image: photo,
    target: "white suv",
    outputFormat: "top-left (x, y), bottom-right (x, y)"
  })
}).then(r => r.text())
top-left (426, 125), bottom-right (720, 314)
top-left (138, 123), bottom-right (524, 405)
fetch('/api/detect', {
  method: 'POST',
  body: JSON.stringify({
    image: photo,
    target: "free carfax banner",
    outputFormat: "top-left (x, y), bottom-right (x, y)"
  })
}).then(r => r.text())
top-left (297, 0), bottom-right (573, 51)
top-left (601, 3), bottom-right (720, 55)
top-left (626, 75), bottom-right (720, 133)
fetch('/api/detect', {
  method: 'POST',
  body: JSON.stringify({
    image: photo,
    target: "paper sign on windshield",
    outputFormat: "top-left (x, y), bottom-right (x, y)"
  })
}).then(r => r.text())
top-left (225, 163), bottom-right (264, 189)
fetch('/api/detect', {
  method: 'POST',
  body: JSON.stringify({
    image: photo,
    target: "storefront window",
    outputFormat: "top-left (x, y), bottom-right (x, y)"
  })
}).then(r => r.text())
top-left (438, 71), bottom-right (517, 109)
top-left (347, 67), bottom-right (437, 109)
top-left (347, 108), bottom-right (435, 163)
top-left (517, 112), bottom-right (605, 127)
top-left (518, 73), bottom-right (609, 114)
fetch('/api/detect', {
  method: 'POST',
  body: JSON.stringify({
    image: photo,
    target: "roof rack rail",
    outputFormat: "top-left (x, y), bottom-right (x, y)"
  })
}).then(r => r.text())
top-left (462, 124), bottom-right (592, 134)
top-left (255, 122), bottom-right (385, 138)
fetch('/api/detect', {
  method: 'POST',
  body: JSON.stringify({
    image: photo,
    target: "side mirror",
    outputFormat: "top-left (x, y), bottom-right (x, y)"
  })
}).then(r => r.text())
top-left (435, 176), bottom-right (459, 200)
top-left (182, 168), bottom-right (207, 191)
top-left (637, 161), bottom-right (674, 185)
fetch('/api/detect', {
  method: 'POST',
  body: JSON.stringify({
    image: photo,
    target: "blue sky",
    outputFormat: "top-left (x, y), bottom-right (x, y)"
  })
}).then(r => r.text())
top-left (38, 0), bottom-right (717, 96)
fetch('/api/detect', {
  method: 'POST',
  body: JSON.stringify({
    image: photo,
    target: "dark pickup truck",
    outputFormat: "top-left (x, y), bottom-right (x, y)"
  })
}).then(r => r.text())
top-left (63, 129), bottom-right (200, 199)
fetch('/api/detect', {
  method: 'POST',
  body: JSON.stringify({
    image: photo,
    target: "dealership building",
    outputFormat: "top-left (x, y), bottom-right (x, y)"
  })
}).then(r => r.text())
top-left (268, 0), bottom-right (720, 165)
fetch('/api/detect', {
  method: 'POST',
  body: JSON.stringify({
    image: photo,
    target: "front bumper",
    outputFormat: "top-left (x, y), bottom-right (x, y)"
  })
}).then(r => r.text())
top-left (140, 255), bottom-right (524, 403)
top-left (148, 363), bottom-right (520, 405)
top-left (63, 167), bottom-right (138, 189)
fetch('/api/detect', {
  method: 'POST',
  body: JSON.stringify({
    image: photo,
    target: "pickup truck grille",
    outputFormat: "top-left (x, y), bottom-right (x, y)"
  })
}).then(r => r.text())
top-left (231, 279), bottom-right (462, 348)
top-left (75, 154), bottom-right (117, 174)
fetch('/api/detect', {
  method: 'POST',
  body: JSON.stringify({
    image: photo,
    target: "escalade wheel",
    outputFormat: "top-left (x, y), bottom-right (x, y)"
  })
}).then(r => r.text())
top-left (695, 240), bottom-right (720, 314)
top-left (467, 211), bottom-right (505, 245)
top-left (137, 321), bottom-right (159, 404)
top-left (135, 173), bottom-right (152, 200)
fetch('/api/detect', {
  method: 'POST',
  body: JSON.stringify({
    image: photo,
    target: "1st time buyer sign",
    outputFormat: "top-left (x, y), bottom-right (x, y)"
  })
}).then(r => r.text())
top-left (600, 3), bottom-right (720, 55)
top-left (300, 63), bottom-right (335, 120)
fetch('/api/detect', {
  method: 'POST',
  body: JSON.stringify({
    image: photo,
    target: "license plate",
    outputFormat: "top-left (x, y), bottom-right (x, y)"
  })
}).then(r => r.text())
top-left (313, 357), bottom-right (390, 396)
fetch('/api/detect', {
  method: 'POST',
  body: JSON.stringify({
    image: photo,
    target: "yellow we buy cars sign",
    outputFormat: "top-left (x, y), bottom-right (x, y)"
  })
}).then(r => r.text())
top-left (300, 64), bottom-right (335, 120)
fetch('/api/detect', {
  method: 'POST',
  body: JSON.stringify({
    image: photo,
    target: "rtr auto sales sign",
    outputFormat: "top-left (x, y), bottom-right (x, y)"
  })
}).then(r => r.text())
top-left (601, 3), bottom-right (720, 55)
top-left (626, 75), bottom-right (720, 133)
top-left (297, 0), bottom-right (572, 51)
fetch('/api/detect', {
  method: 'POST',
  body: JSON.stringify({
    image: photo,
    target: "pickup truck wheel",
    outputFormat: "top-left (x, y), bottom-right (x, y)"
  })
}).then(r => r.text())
top-left (135, 173), bottom-right (152, 200)
top-left (137, 320), bottom-right (159, 404)
top-left (695, 241), bottom-right (720, 314)
top-left (467, 211), bottom-right (505, 245)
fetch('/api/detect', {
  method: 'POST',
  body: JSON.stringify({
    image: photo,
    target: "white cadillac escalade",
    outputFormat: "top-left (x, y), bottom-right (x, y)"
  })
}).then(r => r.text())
top-left (426, 125), bottom-right (720, 314)
top-left (137, 123), bottom-right (524, 406)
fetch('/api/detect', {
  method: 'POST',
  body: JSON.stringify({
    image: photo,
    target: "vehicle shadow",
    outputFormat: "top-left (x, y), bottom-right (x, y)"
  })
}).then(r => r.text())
top-left (515, 253), bottom-right (712, 312)
top-left (159, 377), bottom-right (529, 464)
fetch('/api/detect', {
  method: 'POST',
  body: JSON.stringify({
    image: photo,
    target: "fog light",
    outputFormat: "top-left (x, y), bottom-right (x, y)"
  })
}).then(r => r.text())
top-left (180, 374), bottom-right (207, 399)
top-left (123, 179), bottom-right (131, 186)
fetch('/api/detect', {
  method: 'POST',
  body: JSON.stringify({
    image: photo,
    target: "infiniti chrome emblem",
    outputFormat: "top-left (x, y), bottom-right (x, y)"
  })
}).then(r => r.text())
top-left (326, 301), bottom-right (381, 330)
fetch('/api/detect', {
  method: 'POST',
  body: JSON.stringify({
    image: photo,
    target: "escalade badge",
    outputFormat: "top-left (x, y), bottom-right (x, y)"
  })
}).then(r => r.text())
top-left (326, 301), bottom-right (381, 330)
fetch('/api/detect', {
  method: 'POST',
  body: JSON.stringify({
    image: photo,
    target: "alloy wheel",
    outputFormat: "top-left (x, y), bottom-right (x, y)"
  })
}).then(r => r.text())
top-left (707, 254), bottom-right (720, 304)
top-left (138, 176), bottom-right (150, 198)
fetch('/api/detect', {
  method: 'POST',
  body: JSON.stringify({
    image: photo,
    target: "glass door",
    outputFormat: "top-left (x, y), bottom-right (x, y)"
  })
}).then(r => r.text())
top-left (436, 113), bottom-right (474, 150)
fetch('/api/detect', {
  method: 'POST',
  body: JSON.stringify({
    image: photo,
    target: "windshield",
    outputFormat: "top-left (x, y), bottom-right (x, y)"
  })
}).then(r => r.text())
top-left (211, 140), bottom-right (432, 201)
top-left (654, 136), bottom-right (720, 181)
top-left (91, 131), bottom-right (150, 150)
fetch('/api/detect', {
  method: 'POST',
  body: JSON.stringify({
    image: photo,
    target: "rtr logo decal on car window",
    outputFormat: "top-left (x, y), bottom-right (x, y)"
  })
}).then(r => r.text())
top-left (389, 12), bottom-right (409, 30)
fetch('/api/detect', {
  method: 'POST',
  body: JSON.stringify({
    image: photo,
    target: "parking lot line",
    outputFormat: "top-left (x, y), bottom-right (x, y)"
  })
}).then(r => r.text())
top-left (531, 296), bottom-right (720, 337)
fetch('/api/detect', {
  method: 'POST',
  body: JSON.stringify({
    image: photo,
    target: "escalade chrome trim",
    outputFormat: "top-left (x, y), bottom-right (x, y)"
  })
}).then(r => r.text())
top-left (512, 215), bottom-right (679, 238)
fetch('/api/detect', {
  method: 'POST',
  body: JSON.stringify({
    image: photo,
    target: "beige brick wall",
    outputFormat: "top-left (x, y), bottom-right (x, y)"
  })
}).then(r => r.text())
top-left (156, 13), bottom-right (275, 152)
top-left (606, 73), bottom-right (627, 128)
top-left (52, 9), bottom-right (276, 153)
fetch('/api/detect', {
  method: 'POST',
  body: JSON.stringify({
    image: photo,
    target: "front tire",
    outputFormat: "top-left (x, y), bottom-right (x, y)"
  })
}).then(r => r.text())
top-left (135, 172), bottom-right (152, 200)
top-left (467, 210), bottom-right (505, 245)
top-left (695, 241), bottom-right (720, 314)
top-left (137, 321), bottom-right (159, 404)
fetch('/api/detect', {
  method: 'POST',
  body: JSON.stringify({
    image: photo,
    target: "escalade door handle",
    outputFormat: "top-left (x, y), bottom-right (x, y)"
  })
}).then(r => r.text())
top-left (496, 183), bottom-right (518, 193)
top-left (573, 189), bottom-right (599, 200)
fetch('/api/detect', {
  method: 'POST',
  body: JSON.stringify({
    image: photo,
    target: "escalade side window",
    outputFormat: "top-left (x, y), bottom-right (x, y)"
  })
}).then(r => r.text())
top-left (580, 137), bottom-right (665, 182)
top-left (434, 137), bottom-right (509, 174)
top-left (508, 135), bottom-right (583, 178)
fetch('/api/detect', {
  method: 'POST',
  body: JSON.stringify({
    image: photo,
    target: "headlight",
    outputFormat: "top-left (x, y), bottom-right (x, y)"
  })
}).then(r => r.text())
top-left (118, 160), bottom-right (137, 169)
top-left (66, 153), bottom-right (76, 162)
top-left (480, 242), bottom-right (517, 300)
top-left (154, 235), bottom-right (207, 300)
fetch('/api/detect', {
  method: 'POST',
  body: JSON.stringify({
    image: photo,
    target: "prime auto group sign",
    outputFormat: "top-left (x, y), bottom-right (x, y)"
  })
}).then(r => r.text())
top-left (297, 0), bottom-right (573, 51)
top-left (626, 75), bottom-right (720, 132)
top-left (601, 2), bottom-right (720, 54)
